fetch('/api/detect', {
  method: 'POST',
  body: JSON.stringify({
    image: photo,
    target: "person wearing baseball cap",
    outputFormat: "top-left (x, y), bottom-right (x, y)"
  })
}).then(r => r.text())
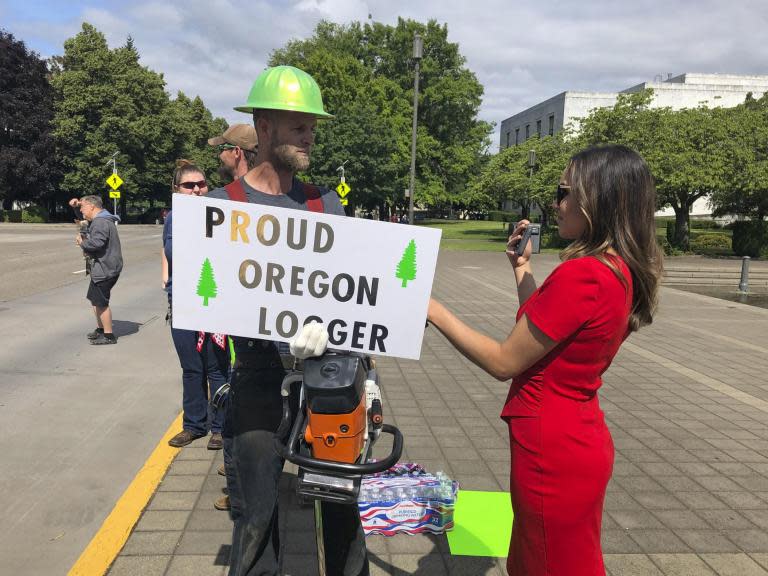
top-left (207, 123), bottom-right (258, 514)
top-left (208, 124), bottom-right (258, 182)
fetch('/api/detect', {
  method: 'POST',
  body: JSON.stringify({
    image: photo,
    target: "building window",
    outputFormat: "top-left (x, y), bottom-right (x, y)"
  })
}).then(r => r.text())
top-left (515, 128), bottom-right (519, 145)
top-left (525, 124), bottom-right (530, 139)
top-left (548, 114), bottom-right (555, 136)
top-left (506, 131), bottom-right (510, 148)
top-left (536, 120), bottom-right (541, 137)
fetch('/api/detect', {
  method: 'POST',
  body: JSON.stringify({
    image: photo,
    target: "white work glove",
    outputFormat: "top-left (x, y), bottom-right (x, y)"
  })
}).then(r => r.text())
top-left (289, 320), bottom-right (329, 359)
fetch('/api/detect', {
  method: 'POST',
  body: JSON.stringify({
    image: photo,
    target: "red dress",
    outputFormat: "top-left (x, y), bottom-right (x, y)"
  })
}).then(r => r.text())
top-left (501, 255), bottom-right (632, 576)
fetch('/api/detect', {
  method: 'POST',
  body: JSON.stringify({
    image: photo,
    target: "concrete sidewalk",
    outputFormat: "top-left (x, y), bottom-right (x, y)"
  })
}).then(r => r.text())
top-left (106, 251), bottom-right (768, 576)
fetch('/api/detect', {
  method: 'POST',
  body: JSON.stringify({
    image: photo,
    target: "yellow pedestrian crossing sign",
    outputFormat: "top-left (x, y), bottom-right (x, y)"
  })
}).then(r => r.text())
top-left (336, 181), bottom-right (351, 198)
top-left (109, 190), bottom-right (121, 199)
top-left (106, 173), bottom-right (123, 190)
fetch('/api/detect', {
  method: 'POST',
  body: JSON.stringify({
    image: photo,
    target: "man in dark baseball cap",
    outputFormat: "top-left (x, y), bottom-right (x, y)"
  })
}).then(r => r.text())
top-left (206, 123), bottom-right (258, 512)
top-left (208, 124), bottom-right (258, 182)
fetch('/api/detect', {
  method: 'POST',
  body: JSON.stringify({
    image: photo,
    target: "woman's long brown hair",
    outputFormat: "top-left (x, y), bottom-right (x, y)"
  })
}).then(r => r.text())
top-left (561, 145), bottom-right (663, 332)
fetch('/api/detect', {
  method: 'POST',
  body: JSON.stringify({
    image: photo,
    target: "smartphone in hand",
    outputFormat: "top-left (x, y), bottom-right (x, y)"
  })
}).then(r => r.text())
top-left (515, 225), bottom-right (534, 257)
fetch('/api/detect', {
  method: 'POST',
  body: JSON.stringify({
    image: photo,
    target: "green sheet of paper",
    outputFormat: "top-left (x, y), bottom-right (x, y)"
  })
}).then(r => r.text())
top-left (447, 490), bottom-right (513, 557)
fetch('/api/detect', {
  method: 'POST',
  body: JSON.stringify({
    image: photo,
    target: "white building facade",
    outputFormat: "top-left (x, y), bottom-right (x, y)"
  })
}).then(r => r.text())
top-left (499, 73), bottom-right (768, 216)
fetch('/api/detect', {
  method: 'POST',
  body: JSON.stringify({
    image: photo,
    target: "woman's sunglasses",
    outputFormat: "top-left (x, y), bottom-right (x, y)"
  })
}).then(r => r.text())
top-left (556, 184), bottom-right (571, 206)
top-left (178, 180), bottom-right (208, 190)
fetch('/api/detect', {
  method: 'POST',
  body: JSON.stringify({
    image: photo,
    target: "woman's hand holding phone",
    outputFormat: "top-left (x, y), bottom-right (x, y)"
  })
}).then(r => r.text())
top-left (506, 220), bottom-right (532, 266)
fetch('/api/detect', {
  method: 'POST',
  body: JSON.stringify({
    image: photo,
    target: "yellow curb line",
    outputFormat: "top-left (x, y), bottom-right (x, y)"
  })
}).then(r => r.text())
top-left (67, 413), bottom-right (183, 576)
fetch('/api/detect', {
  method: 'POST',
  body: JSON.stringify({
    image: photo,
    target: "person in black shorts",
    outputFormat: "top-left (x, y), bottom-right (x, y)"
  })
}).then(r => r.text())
top-left (75, 195), bottom-right (123, 345)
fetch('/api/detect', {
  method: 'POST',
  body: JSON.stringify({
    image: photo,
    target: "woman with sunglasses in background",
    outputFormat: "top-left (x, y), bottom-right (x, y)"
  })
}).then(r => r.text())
top-left (163, 160), bottom-right (230, 450)
top-left (428, 145), bottom-right (663, 575)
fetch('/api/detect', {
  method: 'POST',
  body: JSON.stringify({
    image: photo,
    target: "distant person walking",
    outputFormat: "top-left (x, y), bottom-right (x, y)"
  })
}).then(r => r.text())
top-left (163, 160), bottom-right (230, 449)
top-left (75, 195), bottom-right (122, 345)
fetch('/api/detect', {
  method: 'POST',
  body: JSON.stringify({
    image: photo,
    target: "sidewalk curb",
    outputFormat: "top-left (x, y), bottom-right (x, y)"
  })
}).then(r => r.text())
top-left (66, 413), bottom-right (183, 576)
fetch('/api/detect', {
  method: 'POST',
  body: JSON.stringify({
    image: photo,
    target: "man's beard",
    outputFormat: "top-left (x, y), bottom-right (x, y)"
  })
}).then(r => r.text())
top-left (217, 164), bottom-right (235, 182)
top-left (272, 143), bottom-right (310, 172)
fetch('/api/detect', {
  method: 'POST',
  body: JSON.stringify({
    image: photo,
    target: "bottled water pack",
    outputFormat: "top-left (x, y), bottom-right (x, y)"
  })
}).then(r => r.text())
top-left (357, 463), bottom-right (459, 536)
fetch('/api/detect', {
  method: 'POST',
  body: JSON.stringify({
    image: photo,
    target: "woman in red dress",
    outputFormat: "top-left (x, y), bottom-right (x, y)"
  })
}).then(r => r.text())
top-left (428, 145), bottom-right (663, 575)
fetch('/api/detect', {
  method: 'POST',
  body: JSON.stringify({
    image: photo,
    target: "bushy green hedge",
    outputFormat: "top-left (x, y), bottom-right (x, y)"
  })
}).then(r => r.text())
top-left (690, 219), bottom-right (722, 230)
top-left (689, 233), bottom-right (731, 251)
top-left (541, 228), bottom-right (570, 250)
top-left (731, 221), bottom-right (767, 258)
top-left (2, 210), bottom-right (22, 222)
top-left (666, 221), bottom-right (676, 244)
top-left (488, 210), bottom-right (520, 223)
top-left (656, 217), bottom-right (722, 230)
top-left (659, 237), bottom-right (683, 256)
top-left (21, 205), bottom-right (49, 223)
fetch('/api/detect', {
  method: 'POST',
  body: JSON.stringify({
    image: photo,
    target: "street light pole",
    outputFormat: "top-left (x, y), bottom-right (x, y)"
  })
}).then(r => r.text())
top-left (408, 33), bottom-right (423, 225)
top-left (527, 149), bottom-right (536, 220)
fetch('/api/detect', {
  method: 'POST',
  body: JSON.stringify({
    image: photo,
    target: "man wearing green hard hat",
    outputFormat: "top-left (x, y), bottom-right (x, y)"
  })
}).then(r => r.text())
top-left (207, 66), bottom-right (368, 576)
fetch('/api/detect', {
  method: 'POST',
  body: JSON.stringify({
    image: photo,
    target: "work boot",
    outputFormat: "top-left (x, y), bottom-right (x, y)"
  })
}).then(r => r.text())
top-left (218, 463), bottom-right (226, 476)
top-left (207, 433), bottom-right (223, 450)
top-left (91, 333), bottom-right (117, 345)
top-left (214, 495), bottom-right (231, 511)
top-left (87, 327), bottom-right (104, 340)
top-left (168, 430), bottom-right (206, 448)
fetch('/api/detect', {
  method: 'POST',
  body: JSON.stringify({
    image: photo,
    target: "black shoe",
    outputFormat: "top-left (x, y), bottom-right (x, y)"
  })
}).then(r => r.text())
top-left (91, 333), bottom-right (117, 345)
top-left (168, 430), bottom-right (206, 448)
top-left (87, 327), bottom-right (104, 340)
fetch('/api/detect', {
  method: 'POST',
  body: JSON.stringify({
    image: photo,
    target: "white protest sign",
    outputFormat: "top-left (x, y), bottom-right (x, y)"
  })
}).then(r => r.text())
top-left (172, 194), bottom-right (442, 360)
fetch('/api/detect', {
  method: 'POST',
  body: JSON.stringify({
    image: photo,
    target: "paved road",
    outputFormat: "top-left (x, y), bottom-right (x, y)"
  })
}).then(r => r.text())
top-left (0, 223), bottom-right (182, 575)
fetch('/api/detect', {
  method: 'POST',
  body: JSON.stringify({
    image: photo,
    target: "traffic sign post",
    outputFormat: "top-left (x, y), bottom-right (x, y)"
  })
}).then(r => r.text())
top-left (105, 152), bottom-right (121, 221)
top-left (335, 163), bottom-right (351, 211)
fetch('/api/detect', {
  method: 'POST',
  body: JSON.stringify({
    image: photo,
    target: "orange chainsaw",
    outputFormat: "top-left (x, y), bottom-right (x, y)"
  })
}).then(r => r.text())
top-left (273, 351), bottom-right (403, 504)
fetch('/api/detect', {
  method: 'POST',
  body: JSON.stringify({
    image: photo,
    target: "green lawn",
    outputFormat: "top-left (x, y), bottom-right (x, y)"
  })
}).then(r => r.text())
top-left (418, 220), bottom-right (510, 252)
top-left (420, 220), bottom-right (736, 255)
top-left (416, 219), bottom-right (567, 252)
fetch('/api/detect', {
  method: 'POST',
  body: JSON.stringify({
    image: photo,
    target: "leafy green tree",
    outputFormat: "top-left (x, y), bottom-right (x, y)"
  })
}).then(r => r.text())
top-left (470, 133), bottom-right (573, 223)
top-left (270, 18), bottom-right (492, 216)
top-left (710, 93), bottom-right (768, 222)
top-left (575, 89), bottom-right (730, 249)
top-left (50, 23), bottom-right (226, 217)
top-left (0, 30), bottom-right (59, 212)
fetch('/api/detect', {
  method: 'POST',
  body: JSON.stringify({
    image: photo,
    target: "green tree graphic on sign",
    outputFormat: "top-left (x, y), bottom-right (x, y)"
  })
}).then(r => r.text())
top-left (197, 258), bottom-right (218, 306)
top-left (395, 240), bottom-right (417, 287)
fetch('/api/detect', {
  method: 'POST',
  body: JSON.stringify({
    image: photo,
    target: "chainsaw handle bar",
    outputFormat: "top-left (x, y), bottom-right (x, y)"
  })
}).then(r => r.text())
top-left (274, 397), bottom-right (403, 476)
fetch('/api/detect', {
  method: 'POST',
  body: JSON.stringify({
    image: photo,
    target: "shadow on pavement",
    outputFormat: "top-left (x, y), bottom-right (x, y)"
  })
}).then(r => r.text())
top-left (369, 531), bottom-right (499, 575)
top-left (111, 319), bottom-right (141, 337)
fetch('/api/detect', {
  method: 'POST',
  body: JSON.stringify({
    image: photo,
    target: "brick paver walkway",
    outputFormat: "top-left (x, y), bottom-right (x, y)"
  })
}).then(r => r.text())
top-left (107, 252), bottom-right (768, 576)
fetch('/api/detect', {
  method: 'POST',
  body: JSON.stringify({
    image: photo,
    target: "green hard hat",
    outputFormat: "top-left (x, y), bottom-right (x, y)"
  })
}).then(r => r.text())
top-left (234, 65), bottom-right (333, 118)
